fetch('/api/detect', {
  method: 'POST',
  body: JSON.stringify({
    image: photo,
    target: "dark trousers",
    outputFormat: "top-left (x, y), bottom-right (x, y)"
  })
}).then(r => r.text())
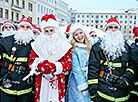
top-left (129, 94), bottom-right (138, 102)
top-left (1, 90), bottom-right (34, 102)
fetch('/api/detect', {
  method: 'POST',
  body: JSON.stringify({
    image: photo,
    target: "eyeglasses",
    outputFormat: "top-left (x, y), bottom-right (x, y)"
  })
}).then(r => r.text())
top-left (108, 26), bottom-right (119, 29)
top-left (4, 26), bottom-right (13, 29)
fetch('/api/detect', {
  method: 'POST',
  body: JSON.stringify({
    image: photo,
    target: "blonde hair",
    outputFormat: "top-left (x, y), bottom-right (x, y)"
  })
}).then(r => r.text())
top-left (71, 30), bottom-right (92, 54)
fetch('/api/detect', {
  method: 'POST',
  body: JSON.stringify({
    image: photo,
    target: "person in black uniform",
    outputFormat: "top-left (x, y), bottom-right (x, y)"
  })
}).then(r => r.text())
top-left (1, 21), bottom-right (16, 38)
top-left (88, 17), bottom-right (134, 102)
top-left (129, 26), bottom-right (138, 102)
top-left (0, 16), bottom-right (34, 102)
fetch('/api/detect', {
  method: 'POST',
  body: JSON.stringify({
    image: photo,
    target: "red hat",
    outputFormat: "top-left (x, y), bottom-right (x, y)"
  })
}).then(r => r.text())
top-left (133, 27), bottom-right (138, 37)
top-left (66, 24), bottom-right (72, 33)
top-left (105, 17), bottom-right (120, 30)
top-left (32, 24), bottom-right (42, 33)
top-left (41, 14), bottom-right (59, 30)
top-left (1, 21), bottom-right (15, 31)
top-left (89, 31), bottom-right (97, 37)
top-left (18, 16), bottom-right (32, 29)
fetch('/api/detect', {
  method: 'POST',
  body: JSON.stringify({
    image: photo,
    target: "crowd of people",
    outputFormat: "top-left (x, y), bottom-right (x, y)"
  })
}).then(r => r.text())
top-left (0, 14), bottom-right (137, 102)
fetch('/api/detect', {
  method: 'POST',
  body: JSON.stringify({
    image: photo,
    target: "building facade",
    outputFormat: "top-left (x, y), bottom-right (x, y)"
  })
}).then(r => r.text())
top-left (74, 9), bottom-right (136, 40)
top-left (0, 0), bottom-right (69, 31)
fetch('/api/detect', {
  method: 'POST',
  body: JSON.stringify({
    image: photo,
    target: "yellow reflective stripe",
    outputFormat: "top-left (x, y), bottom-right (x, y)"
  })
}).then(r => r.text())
top-left (126, 62), bottom-right (128, 66)
top-left (130, 90), bottom-right (138, 95)
top-left (90, 96), bottom-right (95, 98)
top-left (88, 79), bottom-right (98, 84)
top-left (97, 91), bottom-right (130, 102)
top-left (64, 71), bottom-right (69, 75)
top-left (97, 91), bottom-right (114, 101)
top-left (125, 80), bottom-right (129, 86)
top-left (3, 53), bottom-right (28, 62)
top-left (0, 55), bottom-right (1, 59)
top-left (17, 88), bottom-right (32, 95)
top-left (16, 58), bottom-right (28, 62)
top-left (115, 94), bottom-right (130, 102)
top-left (100, 60), bottom-right (122, 67)
top-left (0, 87), bottom-right (17, 95)
top-left (134, 81), bottom-right (138, 85)
top-left (0, 87), bottom-right (32, 95)
top-left (126, 68), bottom-right (134, 75)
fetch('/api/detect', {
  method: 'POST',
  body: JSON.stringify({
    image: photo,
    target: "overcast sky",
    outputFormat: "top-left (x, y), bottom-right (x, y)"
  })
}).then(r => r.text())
top-left (63, 0), bottom-right (137, 10)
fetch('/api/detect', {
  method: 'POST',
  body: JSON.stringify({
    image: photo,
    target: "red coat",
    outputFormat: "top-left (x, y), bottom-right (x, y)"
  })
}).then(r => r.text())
top-left (28, 49), bottom-right (72, 102)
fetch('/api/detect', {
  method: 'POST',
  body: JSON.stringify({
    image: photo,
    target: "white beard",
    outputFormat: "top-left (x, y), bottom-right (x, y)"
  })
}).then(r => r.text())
top-left (101, 30), bottom-right (126, 60)
top-left (2, 30), bottom-right (15, 38)
top-left (14, 29), bottom-right (34, 45)
top-left (31, 28), bottom-right (71, 62)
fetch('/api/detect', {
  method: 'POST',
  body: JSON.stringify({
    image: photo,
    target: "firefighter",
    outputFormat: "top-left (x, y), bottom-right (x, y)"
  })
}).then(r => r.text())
top-left (1, 21), bottom-right (15, 38)
top-left (0, 16), bottom-right (34, 102)
top-left (88, 17), bottom-right (134, 102)
top-left (129, 26), bottom-right (138, 102)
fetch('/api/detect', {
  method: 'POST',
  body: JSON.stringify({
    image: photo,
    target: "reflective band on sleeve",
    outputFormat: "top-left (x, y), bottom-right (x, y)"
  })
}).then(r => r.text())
top-left (126, 68), bottom-right (134, 75)
top-left (88, 79), bottom-right (98, 85)
top-left (0, 87), bottom-right (32, 96)
top-left (134, 81), bottom-right (138, 85)
top-left (130, 90), bottom-right (138, 95)
top-left (64, 71), bottom-right (69, 75)
top-left (97, 91), bottom-right (130, 102)
top-left (3, 53), bottom-right (28, 62)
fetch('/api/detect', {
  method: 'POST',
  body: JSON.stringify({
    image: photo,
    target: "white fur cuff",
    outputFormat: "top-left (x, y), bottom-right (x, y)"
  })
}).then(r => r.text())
top-left (77, 82), bottom-right (88, 92)
top-left (53, 62), bottom-right (63, 75)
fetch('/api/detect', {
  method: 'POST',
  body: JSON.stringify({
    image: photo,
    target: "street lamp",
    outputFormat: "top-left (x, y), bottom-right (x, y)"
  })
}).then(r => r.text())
top-left (136, 0), bottom-right (138, 26)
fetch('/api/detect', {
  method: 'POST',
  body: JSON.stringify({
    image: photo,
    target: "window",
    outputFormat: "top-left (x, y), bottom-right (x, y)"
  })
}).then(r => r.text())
top-left (28, 16), bottom-right (32, 23)
top-left (95, 20), bottom-right (99, 24)
top-left (130, 21), bottom-right (132, 24)
top-left (22, 0), bottom-right (25, 9)
top-left (120, 21), bottom-right (122, 23)
top-left (87, 20), bottom-right (89, 23)
top-left (87, 15), bottom-right (89, 18)
top-left (82, 20), bottom-right (84, 23)
top-left (11, 12), bottom-right (14, 21)
top-left (28, 3), bottom-right (33, 11)
top-left (100, 25), bottom-right (103, 28)
top-left (77, 20), bottom-right (80, 22)
top-left (91, 20), bottom-right (93, 23)
top-left (124, 26), bottom-right (126, 29)
top-left (129, 31), bottom-right (131, 34)
top-left (101, 20), bottom-right (103, 23)
top-left (125, 21), bottom-right (127, 24)
top-left (5, 0), bottom-right (8, 2)
top-left (96, 25), bottom-right (98, 28)
top-left (91, 15), bottom-right (93, 18)
top-left (134, 21), bottom-right (136, 25)
top-left (130, 16), bottom-right (132, 18)
top-left (101, 15), bottom-right (103, 18)
top-left (15, 13), bottom-right (19, 21)
top-left (12, 0), bottom-right (14, 4)
top-left (82, 15), bottom-right (84, 18)
top-left (96, 15), bottom-right (99, 19)
top-left (37, 17), bottom-right (39, 25)
top-left (16, 0), bottom-right (19, 5)
top-left (129, 26), bottom-right (132, 29)
top-left (120, 15), bottom-right (122, 18)
top-left (125, 16), bottom-right (127, 18)
top-left (134, 16), bottom-right (136, 19)
top-left (38, 4), bottom-right (40, 12)
top-left (0, 8), bottom-right (3, 18)
top-left (5, 9), bottom-right (8, 19)
top-left (124, 30), bottom-right (126, 33)
top-left (41, 5), bottom-right (43, 13)
top-left (106, 15), bottom-right (108, 18)
top-left (129, 35), bottom-right (131, 39)
top-left (78, 15), bottom-right (80, 18)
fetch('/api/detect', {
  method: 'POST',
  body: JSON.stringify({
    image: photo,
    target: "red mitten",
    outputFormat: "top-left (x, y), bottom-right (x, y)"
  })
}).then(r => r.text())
top-left (37, 60), bottom-right (56, 74)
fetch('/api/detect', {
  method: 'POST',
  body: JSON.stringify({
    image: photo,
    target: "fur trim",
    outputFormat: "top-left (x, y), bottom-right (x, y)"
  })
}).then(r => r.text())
top-left (53, 62), bottom-right (63, 75)
top-left (105, 22), bottom-right (120, 30)
top-left (1, 23), bottom-right (15, 31)
top-left (18, 21), bottom-right (32, 29)
top-left (77, 82), bottom-right (88, 91)
top-left (40, 18), bottom-right (59, 31)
